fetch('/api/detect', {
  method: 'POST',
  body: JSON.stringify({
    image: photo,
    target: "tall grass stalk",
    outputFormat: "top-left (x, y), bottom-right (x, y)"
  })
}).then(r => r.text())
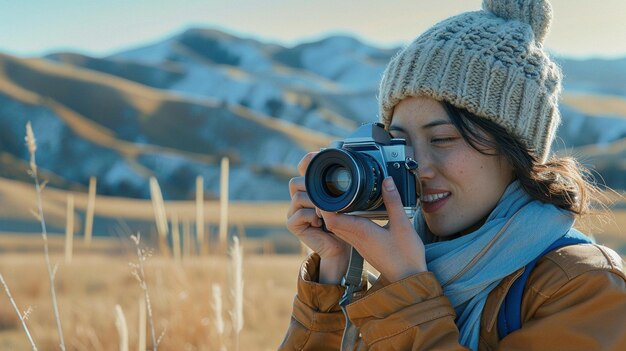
top-left (196, 176), bottom-right (205, 255)
top-left (183, 219), bottom-right (192, 259)
top-left (219, 157), bottom-right (230, 253)
top-left (84, 176), bottom-right (97, 246)
top-left (212, 283), bottom-right (225, 351)
top-left (138, 297), bottom-right (146, 351)
top-left (263, 240), bottom-right (274, 255)
top-left (130, 233), bottom-right (159, 351)
top-left (236, 222), bottom-right (246, 241)
top-left (230, 236), bottom-right (243, 351)
top-left (114, 304), bottom-right (129, 351)
top-left (149, 177), bottom-right (170, 257)
top-left (0, 273), bottom-right (38, 351)
top-left (171, 213), bottom-right (181, 264)
top-left (25, 122), bottom-right (66, 351)
top-left (65, 194), bottom-right (74, 264)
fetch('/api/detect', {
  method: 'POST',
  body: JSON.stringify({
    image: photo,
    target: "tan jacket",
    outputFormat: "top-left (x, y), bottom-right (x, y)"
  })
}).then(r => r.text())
top-left (279, 244), bottom-right (626, 350)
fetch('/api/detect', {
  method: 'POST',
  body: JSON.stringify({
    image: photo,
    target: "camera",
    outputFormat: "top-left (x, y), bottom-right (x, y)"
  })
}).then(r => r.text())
top-left (305, 122), bottom-right (419, 219)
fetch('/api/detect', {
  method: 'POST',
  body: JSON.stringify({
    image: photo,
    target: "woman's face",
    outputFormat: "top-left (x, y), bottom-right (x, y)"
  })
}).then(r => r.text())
top-left (389, 96), bottom-right (514, 238)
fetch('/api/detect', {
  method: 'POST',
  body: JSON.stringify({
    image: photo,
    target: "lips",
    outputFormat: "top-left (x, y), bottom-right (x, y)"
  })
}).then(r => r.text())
top-left (421, 192), bottom-right (451, 203)
top-left (420, 189), bottom-right (451, 213)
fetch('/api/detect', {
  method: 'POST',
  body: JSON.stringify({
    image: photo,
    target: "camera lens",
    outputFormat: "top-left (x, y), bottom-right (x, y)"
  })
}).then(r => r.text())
top-left (324, 166), bottom-right (352, 196)
top-left (305, 148), bottom-right (383, 213)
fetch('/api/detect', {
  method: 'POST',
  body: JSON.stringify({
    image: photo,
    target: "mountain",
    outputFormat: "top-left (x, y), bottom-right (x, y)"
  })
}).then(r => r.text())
top-left (0, 28), bottom-right (624, 201)
top-left (557, 56), bottom-right (626, 97)
top-left (0, 52), bottom-right (331, 200)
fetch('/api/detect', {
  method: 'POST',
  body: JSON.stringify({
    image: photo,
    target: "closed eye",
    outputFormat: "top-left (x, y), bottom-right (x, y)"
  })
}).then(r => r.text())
top-left (431, 137), bottom-right (457, 144)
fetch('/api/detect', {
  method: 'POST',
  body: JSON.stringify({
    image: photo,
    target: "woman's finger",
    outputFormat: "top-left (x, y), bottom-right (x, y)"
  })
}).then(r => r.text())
top-left (380, 177), bottom-right (412, 230)
top-left (286, 191), bottom-right (316, 218)
top-left (297, 152), bottom-right (318, 177)
top-left (288, 177), bottom-right (305, 198)
top-left (286, 208), bottom-right (323, 235)
top-left (320, 211), bottom-right (375, 247)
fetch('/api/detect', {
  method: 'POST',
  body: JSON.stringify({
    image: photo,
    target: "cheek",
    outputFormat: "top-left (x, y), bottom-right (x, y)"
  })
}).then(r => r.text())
top-left (457, 156), bottom-right (509, 208)
top-left (442, 151), bottom-right (503, 205)
top-left (436, 151), bottom-right (473, 179)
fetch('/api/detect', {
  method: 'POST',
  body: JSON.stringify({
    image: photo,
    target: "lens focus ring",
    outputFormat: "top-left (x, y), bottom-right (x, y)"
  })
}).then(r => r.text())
top-left (305, 148), bottom-right (383, 213)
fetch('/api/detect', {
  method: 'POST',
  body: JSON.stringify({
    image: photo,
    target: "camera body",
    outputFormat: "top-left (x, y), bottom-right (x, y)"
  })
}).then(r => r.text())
top-left (305, 122), bottom-right (418, 219)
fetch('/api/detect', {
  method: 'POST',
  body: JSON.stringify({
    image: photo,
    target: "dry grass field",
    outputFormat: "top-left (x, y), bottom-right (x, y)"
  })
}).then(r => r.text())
top-left (0, 177), bottom-right (291, 232)
top-left (0, 236), bottom-right (304, 351)
top-left (0, 162), bottom-right (623, 351)
top-left (0, 206), bottom-right (623, 351)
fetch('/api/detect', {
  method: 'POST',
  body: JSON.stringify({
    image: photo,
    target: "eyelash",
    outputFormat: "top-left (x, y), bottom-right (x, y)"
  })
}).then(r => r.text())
top-left (431, 137), bottom-right (456, 144)
top-left (390, 133), bottom-right (456, 145)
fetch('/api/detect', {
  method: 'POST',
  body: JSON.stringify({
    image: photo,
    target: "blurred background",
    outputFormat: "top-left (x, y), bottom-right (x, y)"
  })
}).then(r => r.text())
top-left (0, 0), bottom-right (625, 350)
top-left (1, 0), bottom-right (625, 239)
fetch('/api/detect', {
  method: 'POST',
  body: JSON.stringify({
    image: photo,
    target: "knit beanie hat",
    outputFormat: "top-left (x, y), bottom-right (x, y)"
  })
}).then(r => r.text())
top-left (379, 0), bottom-right (562, 163)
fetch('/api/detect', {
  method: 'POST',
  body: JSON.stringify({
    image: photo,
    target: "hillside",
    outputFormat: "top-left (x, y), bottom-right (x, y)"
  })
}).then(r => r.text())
top-left (558, 56), bottom-right (626, 97)
top-left (0, 28), bottom-right (624, 202)
top-left (0, 53), bottom-right (332, 200)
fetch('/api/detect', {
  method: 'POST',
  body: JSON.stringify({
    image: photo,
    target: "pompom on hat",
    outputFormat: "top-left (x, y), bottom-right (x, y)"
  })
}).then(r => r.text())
top-left (379, 0), bottom-right (562, 163)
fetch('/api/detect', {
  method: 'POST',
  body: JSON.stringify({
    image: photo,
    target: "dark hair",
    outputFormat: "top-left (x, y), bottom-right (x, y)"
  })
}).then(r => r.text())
top-left (441, 101), bottom-right (606, 218)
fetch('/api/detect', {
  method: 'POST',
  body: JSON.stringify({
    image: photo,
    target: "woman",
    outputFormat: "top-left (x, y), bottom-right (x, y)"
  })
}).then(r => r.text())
top-left (280, 0), bottom-right (626, 350)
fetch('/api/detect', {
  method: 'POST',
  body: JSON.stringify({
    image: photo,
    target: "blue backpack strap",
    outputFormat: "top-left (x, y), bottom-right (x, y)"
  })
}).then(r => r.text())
top-left (497, 228), bottom-right (593, 339)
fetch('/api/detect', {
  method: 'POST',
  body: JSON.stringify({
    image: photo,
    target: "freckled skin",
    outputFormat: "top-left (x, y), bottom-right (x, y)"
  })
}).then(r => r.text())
top-left (285, 95), bottom-right (516, 282)
top-left (390, 97), bottom-right (514, 238)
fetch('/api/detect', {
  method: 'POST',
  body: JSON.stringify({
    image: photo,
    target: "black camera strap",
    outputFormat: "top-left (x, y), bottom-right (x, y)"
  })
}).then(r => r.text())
top-left (339, 247), bottom-right (366, 351)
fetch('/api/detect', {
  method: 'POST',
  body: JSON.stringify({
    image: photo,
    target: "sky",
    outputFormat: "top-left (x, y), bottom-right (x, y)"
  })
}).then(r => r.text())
top-left (2, 0), bottom-right (626, 59)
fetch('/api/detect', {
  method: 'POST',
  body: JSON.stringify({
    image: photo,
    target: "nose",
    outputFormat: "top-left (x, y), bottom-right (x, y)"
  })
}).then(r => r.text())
top-left (413, 148), bottom-right (435, 181)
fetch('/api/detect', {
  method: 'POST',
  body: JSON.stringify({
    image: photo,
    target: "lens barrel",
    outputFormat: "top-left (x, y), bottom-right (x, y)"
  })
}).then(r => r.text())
top-left (305, 149), bottom-right (383, 213)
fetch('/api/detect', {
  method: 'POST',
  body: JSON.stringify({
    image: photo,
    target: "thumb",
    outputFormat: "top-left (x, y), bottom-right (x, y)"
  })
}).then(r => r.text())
top-left (381, 177), bottom-right (411, 227)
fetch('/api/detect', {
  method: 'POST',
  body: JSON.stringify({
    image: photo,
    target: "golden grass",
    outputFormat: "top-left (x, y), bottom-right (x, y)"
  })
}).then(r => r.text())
top-left (0, 273), bottom-right (38, 350)
top-left (149, 177), bottom-right (171, 258)
top-left (0, 239), bottom-right (303, 351)
top-left (0, 177), bottom-right (290, 229)
top-left (64, 194), bottom-right (74, 265)
top-left (219, 158), bottom-right (230, 252)
top-left (138, 296), bottom-right (146, 351)
top-left (0, 204), bottom-right (624, 350)
top-left (25, 121), bottom-right (66, 351)
top-left (211, 283), bottom-right (225, 350)
top-left (196, 176), bottom-right (205, 252)
top-left (114, 304), bottom-right (128, 351)
top-left (84, 177), bottom-right (96, 246)
top-left (230, 236), bottom-right (244, 351)
top-left (171, 213), bottom-right (181, 264)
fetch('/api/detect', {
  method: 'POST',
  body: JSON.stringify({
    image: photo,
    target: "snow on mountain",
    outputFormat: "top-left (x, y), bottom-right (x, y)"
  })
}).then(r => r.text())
top-left (97, 29), bottom-right (357, 139)
top-left (109, 38), bottom-right (177, 65)
top-left (0, 92), bottom-right (146, 196)
top-left (298, 36), bottom-right (390, 91)
top-left (2, 28), bottom-right (626, 202)
top-left (557, 104), bottom-right (626, 150)
top-left (557, 56), bottom-right (626, 97)
top-left (169, 61), bottom-right (253, 102)
top-left (46, 52), bottom-right (186, 90)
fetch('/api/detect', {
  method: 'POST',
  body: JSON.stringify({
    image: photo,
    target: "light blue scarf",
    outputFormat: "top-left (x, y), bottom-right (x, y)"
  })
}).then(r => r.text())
top-left (414, 180), bottom-right (575, 350)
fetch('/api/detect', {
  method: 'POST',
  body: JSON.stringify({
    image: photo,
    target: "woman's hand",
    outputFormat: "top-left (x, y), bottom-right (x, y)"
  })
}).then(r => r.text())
top-left (286, 152), bottom-right (351, 284)
top-left (320, 177), bottom-right (428, 282)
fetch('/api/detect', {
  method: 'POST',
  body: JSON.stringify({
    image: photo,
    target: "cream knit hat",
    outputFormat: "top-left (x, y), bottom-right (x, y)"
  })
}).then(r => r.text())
top-left (379, 0), bottom-right (562, 163)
